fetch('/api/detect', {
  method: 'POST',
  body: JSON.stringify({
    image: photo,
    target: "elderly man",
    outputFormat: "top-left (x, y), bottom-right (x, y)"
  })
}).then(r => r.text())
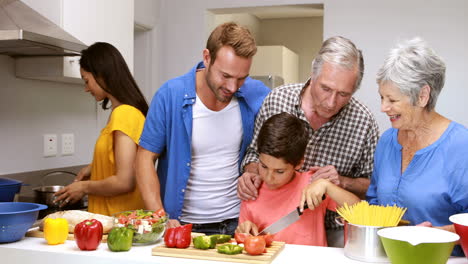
top-left (237, 36), bottom-right (379, 247)
top-left (135, 22), bottom-right (270, 236)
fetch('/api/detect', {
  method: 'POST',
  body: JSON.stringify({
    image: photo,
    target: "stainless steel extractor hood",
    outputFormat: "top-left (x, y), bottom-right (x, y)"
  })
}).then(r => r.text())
top-left (0, 0), bottom-right (87, 57)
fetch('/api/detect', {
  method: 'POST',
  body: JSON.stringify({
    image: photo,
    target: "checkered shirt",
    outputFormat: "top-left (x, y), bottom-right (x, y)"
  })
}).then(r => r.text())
top-left (241, 80), bottom-right (379, 230)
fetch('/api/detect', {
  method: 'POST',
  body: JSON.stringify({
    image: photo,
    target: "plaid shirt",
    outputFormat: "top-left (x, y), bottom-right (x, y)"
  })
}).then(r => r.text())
top-left (241, 80), bottom-right (379, 230)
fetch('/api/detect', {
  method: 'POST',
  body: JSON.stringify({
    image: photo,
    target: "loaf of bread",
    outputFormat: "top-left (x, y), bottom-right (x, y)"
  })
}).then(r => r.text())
top-left (39, 210), bottom-right (114, 234)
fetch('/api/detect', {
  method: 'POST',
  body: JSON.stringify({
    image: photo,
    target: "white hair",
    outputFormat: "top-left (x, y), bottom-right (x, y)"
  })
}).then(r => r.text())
top-left (311, 36), bottom-right (364, 91)
top-left (376, 37), bottom-right (446, 111)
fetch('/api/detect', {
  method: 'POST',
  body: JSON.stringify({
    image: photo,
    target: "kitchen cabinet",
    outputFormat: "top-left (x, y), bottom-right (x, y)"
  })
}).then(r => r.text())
top-left (13, 0), bottom-right (134, 84)
top-left (15, 56), bottom-right (82, 84)
top-left (250, 45), bottom-right (299, 85)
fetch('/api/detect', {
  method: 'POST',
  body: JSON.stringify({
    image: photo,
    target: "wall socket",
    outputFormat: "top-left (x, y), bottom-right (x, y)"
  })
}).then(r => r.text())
top-left (43, 134), bottom-right (57, 157)
top-left (61, 133), bottom-right (75, 155)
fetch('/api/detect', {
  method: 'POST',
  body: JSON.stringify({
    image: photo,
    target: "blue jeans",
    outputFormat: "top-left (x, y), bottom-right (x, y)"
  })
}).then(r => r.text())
top-left (181, 218), bottom-right (238, 236)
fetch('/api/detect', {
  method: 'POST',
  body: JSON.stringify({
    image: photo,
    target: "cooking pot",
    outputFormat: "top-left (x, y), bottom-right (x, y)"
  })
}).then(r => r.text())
top-left (32, 171), bottom-right (87, 210)
top-left (336, 217), bottom-right (389, 263)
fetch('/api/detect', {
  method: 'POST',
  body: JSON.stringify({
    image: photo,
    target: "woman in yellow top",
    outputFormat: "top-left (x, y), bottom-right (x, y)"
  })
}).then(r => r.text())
top-left (55, 42), bottom-right (148, 216)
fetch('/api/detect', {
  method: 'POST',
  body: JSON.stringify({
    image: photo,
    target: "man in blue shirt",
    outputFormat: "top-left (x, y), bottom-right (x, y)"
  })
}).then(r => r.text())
top-left (135, 22), bottom-right (270, 236)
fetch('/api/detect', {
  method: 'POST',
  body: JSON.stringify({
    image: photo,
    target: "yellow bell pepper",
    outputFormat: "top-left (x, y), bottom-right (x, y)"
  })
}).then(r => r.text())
top-left (44, 218), bottom-right (69, 245)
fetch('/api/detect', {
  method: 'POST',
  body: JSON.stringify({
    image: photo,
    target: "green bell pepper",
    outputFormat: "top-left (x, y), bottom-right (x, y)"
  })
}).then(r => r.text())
top-left (217, 244), bottom-right (243, 255)
top-left (193, 235), bottom-right (216, 249)
top-left (210, 234), bottom-right (232, 244)
top-left (107, 227), bottom-right (134, 252)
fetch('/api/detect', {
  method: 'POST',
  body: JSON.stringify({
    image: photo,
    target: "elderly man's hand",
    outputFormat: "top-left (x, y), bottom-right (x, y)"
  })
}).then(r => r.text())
top-left (237, 163), bottom-right (262, 201)
top-left (310, 165), bottom-right (340, 186)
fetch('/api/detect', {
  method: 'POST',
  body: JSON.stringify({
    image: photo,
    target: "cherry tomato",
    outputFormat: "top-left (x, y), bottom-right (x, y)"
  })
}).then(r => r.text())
top-left (261, 234), bottom-right (274, 247)
top-left (234, 232), bottom-right (250, 244)
top-left (244, 236), bottom-right (266, 255)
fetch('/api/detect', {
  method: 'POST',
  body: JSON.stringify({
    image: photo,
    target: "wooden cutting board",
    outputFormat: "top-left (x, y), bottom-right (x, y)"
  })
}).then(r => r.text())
top-left (152, 241), bottom-right (285, 264)
top-left (26, 227), bottom-right (108, 243)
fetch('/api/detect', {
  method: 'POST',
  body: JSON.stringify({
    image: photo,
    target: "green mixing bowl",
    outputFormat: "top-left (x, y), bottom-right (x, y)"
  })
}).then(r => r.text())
top-left (377, 226), bottom-right (459, 264)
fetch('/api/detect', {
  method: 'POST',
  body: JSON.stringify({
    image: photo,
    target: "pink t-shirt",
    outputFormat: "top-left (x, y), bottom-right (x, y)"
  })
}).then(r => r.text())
top-left (239, 170), bottom-right (337, 246)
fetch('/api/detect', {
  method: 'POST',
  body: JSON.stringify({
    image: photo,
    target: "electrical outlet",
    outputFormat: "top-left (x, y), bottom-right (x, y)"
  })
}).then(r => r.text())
top-left (61, 133), bottom-right (74, 155)
top-left (43, 134), bottom-right (57, 157)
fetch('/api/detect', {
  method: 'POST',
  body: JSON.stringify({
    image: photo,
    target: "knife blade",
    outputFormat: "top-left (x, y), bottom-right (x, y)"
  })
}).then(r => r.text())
top-left (258, 204), bottom-right (308, 235)
top-left (258, 195), bottom-right (325, 235)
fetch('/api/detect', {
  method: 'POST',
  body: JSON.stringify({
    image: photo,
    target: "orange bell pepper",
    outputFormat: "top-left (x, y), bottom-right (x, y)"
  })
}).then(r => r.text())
top-left (44, 218), bottom-right (69, 245)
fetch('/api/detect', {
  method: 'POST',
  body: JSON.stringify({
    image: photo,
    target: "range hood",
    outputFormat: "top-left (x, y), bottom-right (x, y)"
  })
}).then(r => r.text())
top-left (0, 0), bottom-right (87, 57)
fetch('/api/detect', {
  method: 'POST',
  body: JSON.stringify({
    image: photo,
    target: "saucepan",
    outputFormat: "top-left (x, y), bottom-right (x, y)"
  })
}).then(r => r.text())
top-left (32, 171), bottom-right (87, 209)
top-left (336, 217), bottom-right (389, 263)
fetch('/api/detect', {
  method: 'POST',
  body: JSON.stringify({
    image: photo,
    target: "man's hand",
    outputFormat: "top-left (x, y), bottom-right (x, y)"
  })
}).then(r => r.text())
top-left (167, 219), bottom-right (181, 229)
top-left (237, 163), bottom-right (262, 201)
top-left (310, 165), bottom-right (340, 185)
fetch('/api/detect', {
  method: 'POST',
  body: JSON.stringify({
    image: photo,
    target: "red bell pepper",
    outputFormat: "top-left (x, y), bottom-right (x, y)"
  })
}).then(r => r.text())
top-left (164, 223), bottom-right (192, 248)
top-left (74, 219), bottom-right (103, 251)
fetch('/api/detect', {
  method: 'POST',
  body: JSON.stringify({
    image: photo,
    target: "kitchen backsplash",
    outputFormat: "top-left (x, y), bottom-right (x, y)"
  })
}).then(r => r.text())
top-left (1, 165), bottom-right (86, 202)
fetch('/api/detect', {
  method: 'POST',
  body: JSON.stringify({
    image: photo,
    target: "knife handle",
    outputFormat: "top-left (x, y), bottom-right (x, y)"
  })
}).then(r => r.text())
top-left (298, 194), bottom-right (326, 216)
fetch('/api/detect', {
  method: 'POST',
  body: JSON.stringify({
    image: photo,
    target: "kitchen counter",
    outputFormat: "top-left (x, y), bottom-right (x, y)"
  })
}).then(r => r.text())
top-left (1, 237), bottom-right (467, 264)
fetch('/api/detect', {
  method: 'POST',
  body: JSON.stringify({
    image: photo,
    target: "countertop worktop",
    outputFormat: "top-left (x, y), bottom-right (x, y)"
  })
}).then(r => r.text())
top-left (1, 236), bottom-right (467, 264)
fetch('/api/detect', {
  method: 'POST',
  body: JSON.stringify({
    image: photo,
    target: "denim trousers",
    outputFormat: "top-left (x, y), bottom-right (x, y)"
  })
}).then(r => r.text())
top-left (181, 218), bottom-right (238, 236)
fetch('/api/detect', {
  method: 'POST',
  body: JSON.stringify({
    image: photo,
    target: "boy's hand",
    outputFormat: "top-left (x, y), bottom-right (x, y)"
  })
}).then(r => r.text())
top-left (300, 178), bottom-right (329, 212)
top-left (235, 221), bottom-right (259, 236)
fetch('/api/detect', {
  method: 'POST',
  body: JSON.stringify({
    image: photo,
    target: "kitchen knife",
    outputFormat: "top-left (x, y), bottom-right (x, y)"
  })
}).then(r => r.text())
top-left (258, 195), bottom-right (326, 235)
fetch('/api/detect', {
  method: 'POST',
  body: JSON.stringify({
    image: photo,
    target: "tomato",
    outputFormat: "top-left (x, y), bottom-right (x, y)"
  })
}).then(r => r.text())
top-left (155, 208), bottom-right (166, 217)
top-left (244, 236), bottom-right (266, 255)
top-left (234, 232), bottom-right (250, 244)
top-left (261, 234), bottom-right (274, 247)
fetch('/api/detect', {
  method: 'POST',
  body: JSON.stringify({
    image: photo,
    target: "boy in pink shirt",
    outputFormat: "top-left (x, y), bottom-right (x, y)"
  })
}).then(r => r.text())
top-left (236, 113), bottom-right (360, 246)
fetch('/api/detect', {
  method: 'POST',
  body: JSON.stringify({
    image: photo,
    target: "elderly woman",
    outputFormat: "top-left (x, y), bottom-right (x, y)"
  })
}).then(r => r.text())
top-left (366, 38), bottom-right (468, 256)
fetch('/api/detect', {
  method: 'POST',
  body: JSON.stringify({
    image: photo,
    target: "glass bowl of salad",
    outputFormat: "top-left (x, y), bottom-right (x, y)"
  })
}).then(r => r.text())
top-left (113, 209), bottom-right (168, 245)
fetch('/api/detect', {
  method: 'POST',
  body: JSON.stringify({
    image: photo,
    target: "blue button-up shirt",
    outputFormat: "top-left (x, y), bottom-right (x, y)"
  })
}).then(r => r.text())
top-left (139, 62), bottom-right (270, 220)
top-left (367, 122), bottom-right (468, 256)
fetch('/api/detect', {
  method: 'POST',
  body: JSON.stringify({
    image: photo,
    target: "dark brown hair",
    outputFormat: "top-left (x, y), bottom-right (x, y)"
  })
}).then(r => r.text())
top-left (206, 22), bottom-right (257, 65)
top-left (79, 42), bottom-right (148, 116)
top-left (257, 112), bottom-right (309, 166)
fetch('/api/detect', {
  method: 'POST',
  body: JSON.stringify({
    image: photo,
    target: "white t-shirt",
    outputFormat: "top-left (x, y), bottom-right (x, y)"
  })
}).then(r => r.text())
top-left (180, 95), bottom-right (242, 223)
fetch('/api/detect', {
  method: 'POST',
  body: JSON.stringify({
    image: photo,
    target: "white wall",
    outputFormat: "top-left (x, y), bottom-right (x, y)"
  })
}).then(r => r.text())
top-left (155, 0), bottom-right (468, 134)
top-left (213, 13), bottom-right (261, 41)
top-left (134, 0), bottom-right (160, 101)
top-left (0, 0), bottom-right (135, 174)
top-left (325, 0), bottom-right (468, 132)
top-left (0, 56), bottom-right (96, 174)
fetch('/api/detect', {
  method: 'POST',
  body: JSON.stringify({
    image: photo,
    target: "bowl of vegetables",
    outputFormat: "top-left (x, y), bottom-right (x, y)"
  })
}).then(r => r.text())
top-left (113, 209), bottom-right (167, 245)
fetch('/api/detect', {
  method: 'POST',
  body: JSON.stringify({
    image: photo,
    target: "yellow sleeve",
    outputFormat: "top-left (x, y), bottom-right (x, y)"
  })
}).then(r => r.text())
top-left (108, 105), bottom-right (145, 144)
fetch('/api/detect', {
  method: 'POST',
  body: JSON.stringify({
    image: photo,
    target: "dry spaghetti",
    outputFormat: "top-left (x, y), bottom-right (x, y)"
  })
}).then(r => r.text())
top-left (336, 201), bottom-right (407, 227)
